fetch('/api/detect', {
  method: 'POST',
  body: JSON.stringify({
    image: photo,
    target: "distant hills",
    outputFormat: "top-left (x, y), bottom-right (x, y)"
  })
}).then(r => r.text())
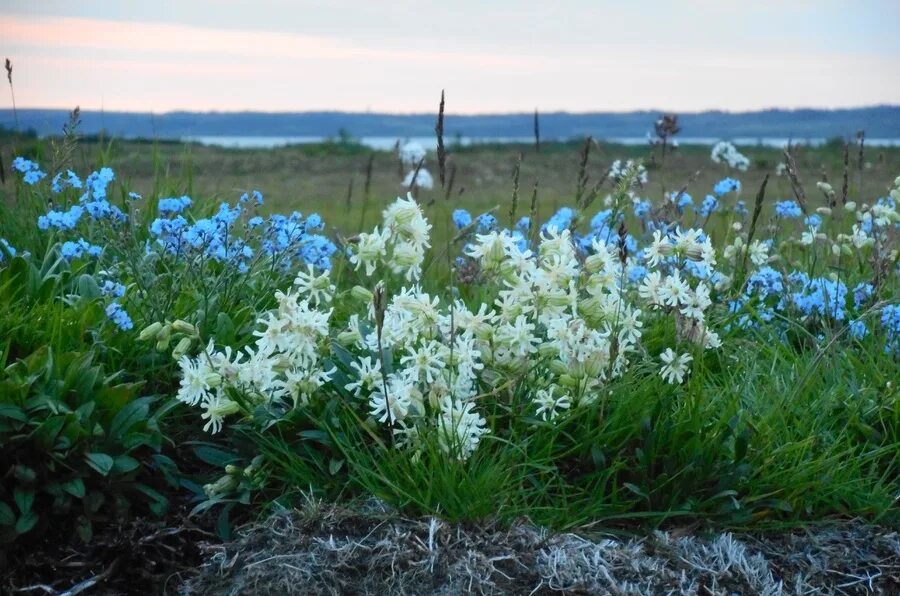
top-left (2, 106), bottom-right (899, 140)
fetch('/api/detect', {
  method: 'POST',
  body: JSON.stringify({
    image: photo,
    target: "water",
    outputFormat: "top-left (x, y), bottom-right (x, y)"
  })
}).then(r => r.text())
top-left (180, 135), bottom-right (900, 150)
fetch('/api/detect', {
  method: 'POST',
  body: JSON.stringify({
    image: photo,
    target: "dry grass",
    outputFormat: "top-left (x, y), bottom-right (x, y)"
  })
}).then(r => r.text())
top-left (182, 502), bottom-right (900, 595)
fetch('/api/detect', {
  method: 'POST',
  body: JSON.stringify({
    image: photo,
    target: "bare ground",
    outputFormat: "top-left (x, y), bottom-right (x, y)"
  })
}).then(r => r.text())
top-left (181, 501), bottom-right (900, 595)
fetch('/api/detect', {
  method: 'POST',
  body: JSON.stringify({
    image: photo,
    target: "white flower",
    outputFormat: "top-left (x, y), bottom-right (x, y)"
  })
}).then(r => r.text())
top-left (638, 270), bottom-right (664, 305)
top-left (293, 265), bottom-right (335, 305)
top-left (402, 168), bottom-right (434, 190)
top-left (345, 356), bottom-right (383, 398)
top-left (369, 375), bottom-right (414, 425)
top-left (710, 141), bottom-right (749, 171)
top-left (658, 272), bottom-right (690, 307)
top-left (437, 396), bottom-right (489, 460)
top-left (200, 390), bottom-right (240, 434)
top-left (400, 340), bottom-right (445, 384)
top-left (644, 230), bottom-right (672, 267)
top-left (398, 141), bottom-right (427, 166)
top-left (534, 387), bottom-right (571, 422)
top-left (659, 349), bottom-right (693, 384)
top-left (748, 240), bottom-right (769, 266)
top-left (350, 227), bottom-right (389, 276)
top-left (177, 355), bottom-right (214, 406)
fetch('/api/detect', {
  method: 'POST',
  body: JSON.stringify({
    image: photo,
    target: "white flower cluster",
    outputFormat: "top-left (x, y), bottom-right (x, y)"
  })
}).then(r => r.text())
top-left (350, 194), bottom-right (432, 280)
top-left (398, 141), bottom-right (434, 190)
top-left (710, 141), bottom-right (750, 171)
top-left (174, 197), bottom-right (723, 462)
top-left (610, 159), bottom-right (648, 186)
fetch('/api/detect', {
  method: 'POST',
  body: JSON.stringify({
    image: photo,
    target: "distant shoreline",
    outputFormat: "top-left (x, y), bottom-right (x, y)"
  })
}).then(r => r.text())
top-left (4, 106), bottom-right (899, 139)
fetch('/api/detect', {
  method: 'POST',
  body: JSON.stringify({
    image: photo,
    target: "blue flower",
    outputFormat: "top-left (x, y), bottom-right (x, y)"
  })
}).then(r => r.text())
top-left (105, 302), bottom-right (134, 331)
top-left (477, 213), bottom-right (498, 232)
top-left (880, 304), bottom-right (900, 353)
top-left (60, 238), bottom-right (103, 261)
top-left (0, 238), bottom-right (16, 261)
top-left (52, 170), bottom-right (83, 193)
top-left (735, 200), bottom-right (748, 217)
top-left (713, 177), bottom-right (741, 197)
top-left (239, 190), bottom-right (264, 205)
top-left (452, 209), bottom-right (472, 230)
top-left (158, 195), bottom-right (193, 215)
top-left (633, 199), bottom-right (651, 218)
top-left (542, 207), bottom-right (575, 232)
top-left (13, 156), bottom-right (40, 173)
top-left (804, 214), bottom-right (822, 230)
top-left (699, 195), bottom-right (719, 217)
top-left (23, 170), bottom-right (47, 185)
top-left (100, 280), bottom-right (126, 298)
top-left (852, 283), bottom-right (874, 309)
top-left (627, 264), bottom-right (648, 283)
top-left (516, 216), bottom-right (530, 231)
top-left (849, 320), bottom-right (868, 340)
top-left (774, 201), bottom-right (802, 219)
top-left (306, 213), bottom-right (323, 230)
top-left (675, 192), bottom-right (693, 212)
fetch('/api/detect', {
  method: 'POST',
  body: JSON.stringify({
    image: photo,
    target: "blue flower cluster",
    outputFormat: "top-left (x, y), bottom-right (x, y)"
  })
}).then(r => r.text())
top-left (542, 207), bottom-right (576, 233)
top-left (105, 302), bottom-right (134, 331)
top-left (774, 201), bottom-right (802, 219)
top-left (239, 190), bottom-right (265, 205)
top-left (786, 272), bottom-right (848, 321)
top-left (0, 238), bottom-right (16, 262)
top-left (713, 177), bottom-right (741, 197)
top-left (100, 280), bottom-right (126, 298)
top-left (61, 238), bottom-right (103, 260)
top-left (699, 195), bottom-right (719, 217)
top-left (149, 195), bottom-right (337, 272)
top-left (881, 305), bottom-right (900, 353)
top-left (12, 157), bottom-right (47, 186)
top-left (158, 195), bottom-right (193, 214)
top-left (452, 209), bottom-right (472, 230)
top-left (52, 170), bottom-right (83, 193)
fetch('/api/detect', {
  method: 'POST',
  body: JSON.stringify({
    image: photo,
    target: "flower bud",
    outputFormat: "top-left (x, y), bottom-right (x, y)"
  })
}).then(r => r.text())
top-left (831, 244), bottom-right (841, 257)
top-left (685, 245), bottom-right (704, 262)
top-left (844, 201), bottom-right (857, 211)
top-left (172, 319), bottom-right (197, 335)
top-left (156, 338), bottom-right (170, 352)
top-left (549, 359), bottom-right (568, 375)
top-left (139, 321), bottom-right (163, 341)
top-left (584, 253), bottom-right (603, 274)
top-left (557, 374), bottom-right (580, 389)
top-left (351, 285), bottom-right (374, 303)
top-left (337, 330), bottom-right (360, 346)
top-left (171, 336), bottom-right (193, 360)
top-left (816, 207), bottom-right (832, 216)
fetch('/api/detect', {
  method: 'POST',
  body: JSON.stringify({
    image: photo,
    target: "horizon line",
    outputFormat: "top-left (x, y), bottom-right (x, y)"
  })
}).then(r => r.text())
top-left (5, 104), bottom-right (900, 118)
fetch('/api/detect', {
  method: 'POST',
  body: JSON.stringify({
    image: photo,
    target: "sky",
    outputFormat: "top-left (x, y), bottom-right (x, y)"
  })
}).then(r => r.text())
top-left (1, 0), bottom-right (899, 114)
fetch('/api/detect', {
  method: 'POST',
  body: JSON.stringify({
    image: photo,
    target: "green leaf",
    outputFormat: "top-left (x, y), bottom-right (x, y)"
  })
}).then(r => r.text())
top-left (0, 405), bottom-right (27, 422)
top-left (194, 445), bottom-right (240, 468)
top-left (112, 455), bottom-right (140, 474)
top-left (85, 452), bottom-right (114, 476)
top-left (329, 458), bottom-right (345, 475)
top-left (13, 488), bottom-right (34, 514)
top-left (76, 274), bottom-right (101, 299)
top-left (135, 484), bottom-right (168, 516)
top-left (62, 478), bottom-right (86, 498)
top-left (0, 502), bottom-right (15, 526)
top-left (76, 516), bottom-right (93, 543)
top-left (109, 397), bottom-right (153, 440)
top-left (15, 511), bottom-right (38, 535)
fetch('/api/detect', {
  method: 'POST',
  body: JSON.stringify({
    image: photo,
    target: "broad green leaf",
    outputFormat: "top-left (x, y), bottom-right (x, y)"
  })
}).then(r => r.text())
top-left (84, 452), bottom-right (114, 476)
